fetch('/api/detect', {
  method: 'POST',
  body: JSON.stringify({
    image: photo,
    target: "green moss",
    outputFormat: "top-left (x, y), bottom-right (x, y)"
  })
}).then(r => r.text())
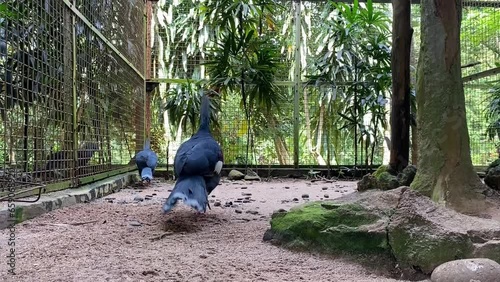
top-left (14, 206), bottom-right (23, 223)
top-left (373, 165), bottom-right (390, 178)
top-left (270, 202), bottom-right (388, 254)
top-left (377, 172), bottom-right (400, 190)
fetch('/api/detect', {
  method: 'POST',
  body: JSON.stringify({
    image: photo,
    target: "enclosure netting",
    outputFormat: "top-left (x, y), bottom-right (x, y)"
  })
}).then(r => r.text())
top-left (150, 0), bottom-right (500, 169)
top-left (0, 0), bottom-right (146, 198)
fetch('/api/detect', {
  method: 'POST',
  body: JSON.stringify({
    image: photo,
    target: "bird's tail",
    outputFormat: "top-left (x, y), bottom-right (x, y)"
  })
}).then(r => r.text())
top-left (163, 175), bottom-right (208, 213)
top-left (143, 138), bottom-right (151, 150)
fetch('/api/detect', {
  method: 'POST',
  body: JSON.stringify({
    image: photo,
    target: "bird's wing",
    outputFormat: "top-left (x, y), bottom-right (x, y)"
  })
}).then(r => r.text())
top-left (145, 150), bottom-right (158, 169)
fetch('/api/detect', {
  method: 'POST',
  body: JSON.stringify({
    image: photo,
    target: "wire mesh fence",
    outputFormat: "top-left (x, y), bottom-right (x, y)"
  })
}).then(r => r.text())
top-left (150, 0), bottom-right (499, 169)
top-left (0, 0), bottom-right (146, 199)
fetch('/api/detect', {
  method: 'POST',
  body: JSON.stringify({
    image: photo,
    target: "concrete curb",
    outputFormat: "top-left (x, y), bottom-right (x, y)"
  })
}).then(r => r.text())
top-left (0, 172), bottom-right (140, 230)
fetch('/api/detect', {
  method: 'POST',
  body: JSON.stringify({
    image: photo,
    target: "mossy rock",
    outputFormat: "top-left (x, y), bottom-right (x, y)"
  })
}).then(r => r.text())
top-left (264, 189), bottom-right (405, 255)
top-left (358, 165), bottom-right (400, 191)
top-left (266, 188), bottom-right (500, 275)
top-left (388, 189), bottom-right (500, 274)
top-left (389, 216), bottom-right (474, 274)
top-left (397, 165), bottom-right (417, 186)
top-left (377, 172), bottom-right (400, 190)
top-left (486, 158), bottom-right (500, 174)
top-left (358, 165), bottom-right (417, 192)
top-left (372, 165), bottom-right (392, 178)
top-left (485, 159), bottom-right (500, 190)
top-left (357, 174), bottom-right (378, 191)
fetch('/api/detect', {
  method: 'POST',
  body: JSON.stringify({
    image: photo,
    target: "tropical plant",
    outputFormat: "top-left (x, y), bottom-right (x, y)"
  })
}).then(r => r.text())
top-left (305, 0), bottom-right (392, 166)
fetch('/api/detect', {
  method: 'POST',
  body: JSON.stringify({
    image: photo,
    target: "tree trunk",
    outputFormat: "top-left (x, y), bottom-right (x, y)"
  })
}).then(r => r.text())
top-left (411, 0), bottom-right (488, 214)
top-left (383, 98), bottom-right (391, 165)
top-left (303, 88), bottom-right (326, 165)
top-left (411, 123), bottom-right (418, 164)
top-left (389, 0), bottom-right (412, 172)
top-left (266, 113), bottom-right (291, 165)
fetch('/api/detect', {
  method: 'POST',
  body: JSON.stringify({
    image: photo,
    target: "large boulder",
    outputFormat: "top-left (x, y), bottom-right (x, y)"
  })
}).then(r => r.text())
top-left (264, 188), bottom-right (404, 254)
top-left (484, 165), bottom-right (500, 190)
top-left (388, 189), bottom-right (500, 274)
top-left (264, 187), bottom-right (500, 275)
top-left (430, 258), bottom-right (500, 282)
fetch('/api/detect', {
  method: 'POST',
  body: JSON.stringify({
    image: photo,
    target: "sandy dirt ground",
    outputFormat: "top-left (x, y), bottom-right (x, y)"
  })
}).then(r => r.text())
top-left (0, 178), bottom-right (427, 282)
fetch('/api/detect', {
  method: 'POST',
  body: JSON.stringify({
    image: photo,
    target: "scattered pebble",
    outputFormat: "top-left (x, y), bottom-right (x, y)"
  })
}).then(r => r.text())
top-left (134, 196), bottom-right (144, 202)
top-left (301, 194), bottom-right (309, 199)
top-left (321, 187), bottom-right (328, 190)
top-left (324, 194), bottom-right (330, 198)
top-left (128, 220), bottom-right (142, 227)
top-left (235, 209), bottom-right (243, 214)
top-left (211, 195), bottom-right (216, 198)
top-left (151, 193), bottom-right (157, 196)
top-left (242, 192), bottom-right (252, 196)
top-left (214, 201), bottom-right (221, 207)
top-left (240, 186), bottom-right (248, 190)
top-left (142, 270), bottom-right (159, 276)
top-left (246, 210), bottom-right (259, 215)
top-left (199, 254), bottom-right (208, 259)
top-left (292, 198), bottom-right (299, 202)
top-left (284, 186), bottom-right (290, 189)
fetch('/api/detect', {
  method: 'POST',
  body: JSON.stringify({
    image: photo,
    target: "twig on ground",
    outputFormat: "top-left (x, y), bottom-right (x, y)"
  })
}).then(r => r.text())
top-left (37, 220), bottom-right (99, 227)
top-left (150, 231), bottom-right (174, 241)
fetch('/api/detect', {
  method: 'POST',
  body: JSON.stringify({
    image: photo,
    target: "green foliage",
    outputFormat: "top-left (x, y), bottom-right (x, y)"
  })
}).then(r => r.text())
top-left (485, 84), bottom-right (500, 146)
top-left (153, 0), bottom-right (499, 166)
top-left (163, 81), bottom-right (221, 135)
top-left (306, 0), bottom-right (391, 165)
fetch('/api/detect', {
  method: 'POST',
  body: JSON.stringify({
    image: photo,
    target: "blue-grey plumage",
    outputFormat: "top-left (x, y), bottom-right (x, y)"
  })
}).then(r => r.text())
top-left (135, 138), bottom-right (158, 184)
top-left (164, 93), bottom-right (223, 213)
top-left (173, 94), bottom-right (223, 178)
top-left (162, 175), bottom-right (208, 213)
